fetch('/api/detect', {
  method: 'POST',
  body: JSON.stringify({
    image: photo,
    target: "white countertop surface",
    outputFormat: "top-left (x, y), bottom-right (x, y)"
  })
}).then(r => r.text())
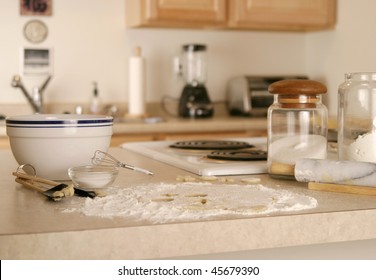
top-left (1, 147), bottom-right (376, 259)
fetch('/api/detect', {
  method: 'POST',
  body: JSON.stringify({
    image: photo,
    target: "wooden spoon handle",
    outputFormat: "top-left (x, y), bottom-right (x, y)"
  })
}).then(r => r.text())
top-left (15, 177), bottom-right (45, 193)
top-left (12, 172), bottom-right (58, 186)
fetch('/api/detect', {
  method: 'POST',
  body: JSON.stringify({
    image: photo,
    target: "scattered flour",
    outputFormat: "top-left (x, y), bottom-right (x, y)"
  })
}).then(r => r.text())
top-left (63, 182), bottom-right (317, 223)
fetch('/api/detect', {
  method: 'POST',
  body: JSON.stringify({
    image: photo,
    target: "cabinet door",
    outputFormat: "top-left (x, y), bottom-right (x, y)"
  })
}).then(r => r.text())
top-left (126, 0), bottom-right (227, 28)
top-left (228, 0), bottom-right (336, 31)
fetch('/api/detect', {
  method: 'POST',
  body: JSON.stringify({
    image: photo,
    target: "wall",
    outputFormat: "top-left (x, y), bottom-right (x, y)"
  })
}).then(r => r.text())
top-left (0, 0), bottom-right (306, 115)
top-left (3, 1), bottom-right (370, 117)
top-left (125, 28), bottom-right (306, 103)
top-left (0, 0), bottom-right (127, 106)
top-left (306, 0), bottom-right (376, 115)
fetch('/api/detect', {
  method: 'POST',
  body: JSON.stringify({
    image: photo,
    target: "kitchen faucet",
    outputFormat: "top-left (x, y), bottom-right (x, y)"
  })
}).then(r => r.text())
top-left (11, 74), bottom-right (52, 113)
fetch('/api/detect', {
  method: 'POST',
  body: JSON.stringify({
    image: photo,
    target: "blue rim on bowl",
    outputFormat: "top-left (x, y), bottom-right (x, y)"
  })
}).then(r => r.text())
top-left (6, 114), bottom-right (113, 128)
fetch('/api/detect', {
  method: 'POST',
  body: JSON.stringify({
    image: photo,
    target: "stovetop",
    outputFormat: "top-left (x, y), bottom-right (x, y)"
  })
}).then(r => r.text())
top-left (122, 137), bottom-right (267, 176)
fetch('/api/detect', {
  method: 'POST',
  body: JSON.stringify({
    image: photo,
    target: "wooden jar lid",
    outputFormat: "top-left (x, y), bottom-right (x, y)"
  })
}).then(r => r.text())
top-left (268, 79), bottom-right (327, 95)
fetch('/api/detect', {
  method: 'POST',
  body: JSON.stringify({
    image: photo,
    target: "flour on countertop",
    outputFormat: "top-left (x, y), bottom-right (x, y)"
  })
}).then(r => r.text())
top-left (63, 182), bottom-right (317, 223)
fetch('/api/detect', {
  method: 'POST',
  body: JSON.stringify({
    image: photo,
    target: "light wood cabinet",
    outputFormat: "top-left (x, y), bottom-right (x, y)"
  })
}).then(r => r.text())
top-left (126, 0), bottom-right (336, 31)
top-left (228, 0), bottom-right (336, 31)
top-left (126, 0), bottom-right (227, 28)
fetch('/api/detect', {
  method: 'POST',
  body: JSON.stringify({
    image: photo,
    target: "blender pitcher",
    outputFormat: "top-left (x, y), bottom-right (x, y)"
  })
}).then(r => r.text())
top-left (178, 44), bottom-right (214, 118)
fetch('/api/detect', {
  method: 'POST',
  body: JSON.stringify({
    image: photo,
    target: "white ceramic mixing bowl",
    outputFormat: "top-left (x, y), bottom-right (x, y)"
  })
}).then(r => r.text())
top-left (6, 114), bottom-right (113, 180)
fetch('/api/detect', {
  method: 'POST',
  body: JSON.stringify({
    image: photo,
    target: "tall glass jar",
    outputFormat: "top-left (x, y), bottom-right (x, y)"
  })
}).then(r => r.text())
top-left (338, 72), bottom-right (376, 162)
top-left (267, 79), bottom-right (328, 179)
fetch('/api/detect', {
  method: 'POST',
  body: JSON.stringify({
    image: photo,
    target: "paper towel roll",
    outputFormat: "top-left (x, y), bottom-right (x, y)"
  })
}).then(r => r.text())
top-left (128, 47), bottom-right (145, 117)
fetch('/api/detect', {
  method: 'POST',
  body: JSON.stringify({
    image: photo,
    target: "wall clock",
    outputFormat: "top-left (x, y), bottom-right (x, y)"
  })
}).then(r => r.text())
top-left (23, 19), bottom-right (48, 43)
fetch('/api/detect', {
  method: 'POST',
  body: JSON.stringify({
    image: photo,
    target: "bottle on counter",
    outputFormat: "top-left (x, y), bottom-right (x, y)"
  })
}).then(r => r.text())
top-left (267, 79), bottom-right (328, 179)
top-left (89, 81), bottom-right (102, 115)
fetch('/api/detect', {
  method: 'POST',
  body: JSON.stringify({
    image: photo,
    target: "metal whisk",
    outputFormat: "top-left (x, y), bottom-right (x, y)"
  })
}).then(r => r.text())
top-left (92, 150), bottom-right (154, 176)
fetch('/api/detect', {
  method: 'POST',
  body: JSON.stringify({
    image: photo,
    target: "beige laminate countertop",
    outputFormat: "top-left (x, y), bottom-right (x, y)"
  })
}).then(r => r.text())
top-left (0, 116), bottom-right (266, 138)
top-left (113, 116), bottom-right (267, 134)
top-left (1, 147), bottom-right (376, 260)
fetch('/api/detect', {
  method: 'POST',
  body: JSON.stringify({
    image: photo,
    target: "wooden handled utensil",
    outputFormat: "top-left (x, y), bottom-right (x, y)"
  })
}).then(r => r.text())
top-left (13, 171), bottom-right (75, 201)
top-left (295, 158), bottom-right (376, 196)
top-left (13, 165), bottom-right (98, 201)
top-left (308, 182), bottom-right (376, 196)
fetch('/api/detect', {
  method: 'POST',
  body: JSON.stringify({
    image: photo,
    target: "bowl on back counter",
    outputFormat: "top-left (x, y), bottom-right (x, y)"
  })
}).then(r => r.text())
top-left (6, 114), bottom-right (113, 180)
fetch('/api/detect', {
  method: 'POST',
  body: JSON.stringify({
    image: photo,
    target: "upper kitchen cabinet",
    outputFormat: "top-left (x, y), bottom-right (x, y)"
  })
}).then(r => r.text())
top-left (126, 0), bottom-right (227, 28)
top-left (126, 0), bottom-right (336, 31)
top-left (228, 0), bottom-right (336, 31)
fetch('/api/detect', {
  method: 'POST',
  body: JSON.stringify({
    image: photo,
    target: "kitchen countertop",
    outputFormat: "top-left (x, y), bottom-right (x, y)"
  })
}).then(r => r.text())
top-left (0, 116), bottom-right (267, 138)
top-left (0, 100), bottom-right (268, 138)
top-left (113, 116), bottom-right (267, 135)
top-left (1, 147), bottom-right (376, 259)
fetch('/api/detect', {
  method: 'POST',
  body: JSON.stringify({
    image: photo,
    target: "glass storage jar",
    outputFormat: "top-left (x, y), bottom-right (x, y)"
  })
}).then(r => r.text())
top-left (267, 79), bottom-right (328, 179)
top-left (338, 72), bottom-right (376, 162)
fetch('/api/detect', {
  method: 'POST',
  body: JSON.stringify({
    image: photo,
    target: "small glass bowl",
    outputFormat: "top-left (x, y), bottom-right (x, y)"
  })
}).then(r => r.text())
top-left (68, 165), bottom-right (119, 190)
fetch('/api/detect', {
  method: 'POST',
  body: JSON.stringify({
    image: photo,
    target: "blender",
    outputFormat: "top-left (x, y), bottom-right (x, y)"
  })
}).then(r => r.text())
top-left (178, 44), bottom-right (214, 118)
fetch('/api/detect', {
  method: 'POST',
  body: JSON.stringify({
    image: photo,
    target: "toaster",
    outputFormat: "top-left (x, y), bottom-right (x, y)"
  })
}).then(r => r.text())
top-left (226, 75), bottom-right (308, 116)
